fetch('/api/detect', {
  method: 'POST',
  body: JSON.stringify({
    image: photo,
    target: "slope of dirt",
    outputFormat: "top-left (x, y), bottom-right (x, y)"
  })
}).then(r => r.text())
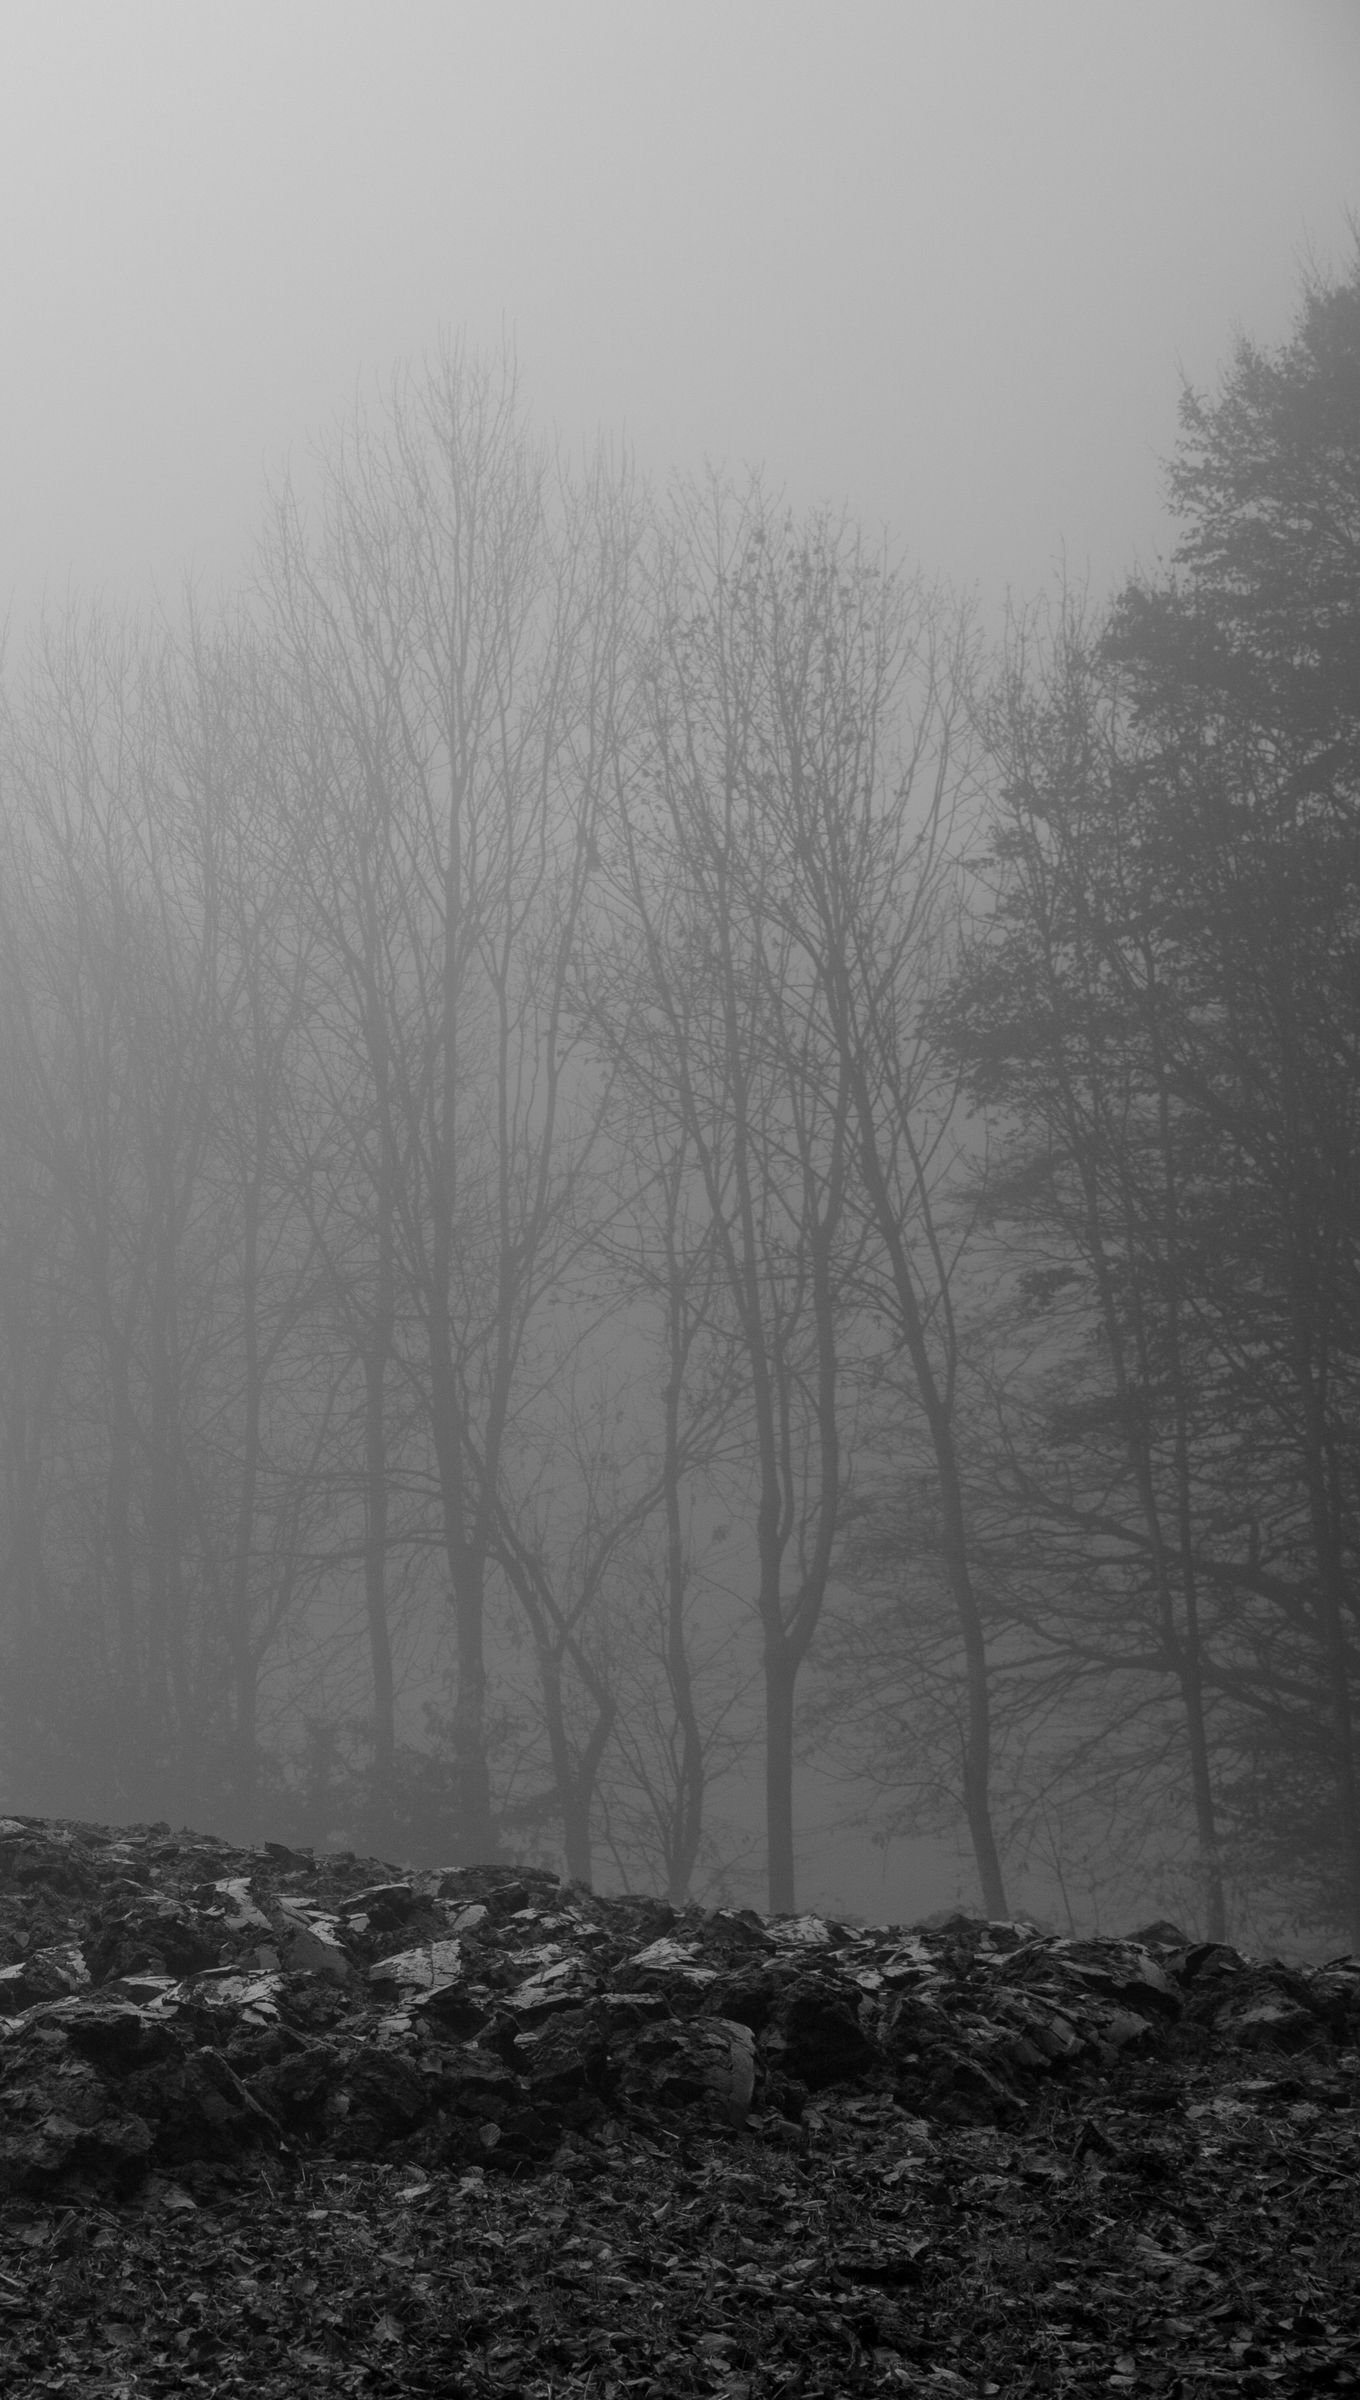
top-left (1, 1814), bottom-right (1357, 2394)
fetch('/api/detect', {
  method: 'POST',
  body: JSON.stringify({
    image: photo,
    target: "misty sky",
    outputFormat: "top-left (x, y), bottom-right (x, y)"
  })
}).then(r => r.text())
top-left (2, 1), bottom-right (1356, 632)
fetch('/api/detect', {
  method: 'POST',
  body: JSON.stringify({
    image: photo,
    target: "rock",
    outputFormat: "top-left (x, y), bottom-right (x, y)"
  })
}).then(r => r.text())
top-left (515, 2005), bottom-right (608, 2111)
top-left (626, 1936), bottom-right (718, 1986)
top-left (410, 1982), bottom-right (490, 2038)
top-left (1, 1811), bottom-right (1355, 2196)
top-left (84, 1896), bottom-right (223, 1984)
top-left (0, 2032), bottom-right (156, 2193)
top-left (616, 2017), bottom-right (757, 2127)
top-left (242, 2036), bottom-right (340, 2126)
top-left (367, 1939), bottom-right (464, 1995)
top-left (282, 1925), bottom-right (352, 1984)
top-left (766, 1982), bottom-right (879, 2091)
top-left (1217, 1995), bottom-right (1322, 2050)
top-left (0, 1943), bottom-right (90, 2012)
top-left (504, 1953), bottom-right (596, 2018)
top-left (1130, 1919), bottom-right (1192, 1947)
top-left (769, 1913), bottom-right (839, 1949)
top-left (200, 1877), bottom-right (273, 1937)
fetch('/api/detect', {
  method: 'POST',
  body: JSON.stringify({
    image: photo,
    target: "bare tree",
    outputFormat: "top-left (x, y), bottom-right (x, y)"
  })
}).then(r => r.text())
top-left (739, 513), bottom-right (1009, 1916)
top-left (594, 478), bottom-right (860, 1914)
top-left (0, 605), bottom-right (337, 1827)
top-left (261, 343), bottom-right (642, 1860)
top-left (158, 608), bottom-right (342, 1835)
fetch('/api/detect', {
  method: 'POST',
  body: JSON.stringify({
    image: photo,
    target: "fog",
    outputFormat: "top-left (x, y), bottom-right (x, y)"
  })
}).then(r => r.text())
top-left (0, 3), bottom-right (1357, 1945)
top-left (2, 2), bottom-right (1356, 617)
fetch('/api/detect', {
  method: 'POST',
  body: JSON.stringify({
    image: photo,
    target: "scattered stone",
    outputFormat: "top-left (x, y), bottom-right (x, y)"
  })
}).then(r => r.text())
top-left (2, 1812), bottom-right (1357, 2196)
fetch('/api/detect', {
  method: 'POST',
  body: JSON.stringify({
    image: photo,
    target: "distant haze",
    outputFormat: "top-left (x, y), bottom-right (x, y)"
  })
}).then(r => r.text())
top-left (0, 3), bottom-right (1357, 1939)
top-left (1, 0), bottom-right (1356, 623)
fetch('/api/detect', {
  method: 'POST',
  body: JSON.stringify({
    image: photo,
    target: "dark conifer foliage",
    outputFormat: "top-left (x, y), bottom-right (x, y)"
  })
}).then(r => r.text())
top-left (934, 251), bottom-right (1360, 1947)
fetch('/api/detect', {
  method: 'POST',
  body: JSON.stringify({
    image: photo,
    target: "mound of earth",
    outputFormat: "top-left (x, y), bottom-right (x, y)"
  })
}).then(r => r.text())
top-left (1, 1815), bottom-right (1357, 2394)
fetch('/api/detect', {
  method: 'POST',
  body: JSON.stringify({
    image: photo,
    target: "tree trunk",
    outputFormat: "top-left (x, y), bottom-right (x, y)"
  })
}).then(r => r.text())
top-left (853, 1086), bottom-right (1009, 1919)
top-left (661, 1260), bottom-right (705, 1904)
top-left (362, 1187), bottom-right (396, 1848)
top-left (1299, 1373), bottom-right (1360, 1947)
top-left (764, 1643), bottom-right (798, 1916)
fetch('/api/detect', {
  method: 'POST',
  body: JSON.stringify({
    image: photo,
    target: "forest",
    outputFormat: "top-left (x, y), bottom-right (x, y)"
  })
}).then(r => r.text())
top-left (1, 255), bottom-right (1357, 1956)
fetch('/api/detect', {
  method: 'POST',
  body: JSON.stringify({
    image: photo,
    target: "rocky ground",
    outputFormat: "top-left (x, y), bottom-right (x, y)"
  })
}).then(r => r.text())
top-left (0, 1814), bottom-right (1358, 2395)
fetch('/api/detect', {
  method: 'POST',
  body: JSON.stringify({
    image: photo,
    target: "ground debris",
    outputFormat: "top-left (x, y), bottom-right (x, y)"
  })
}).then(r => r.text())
top-left (0, 1813), bottom-right (1357, 2392)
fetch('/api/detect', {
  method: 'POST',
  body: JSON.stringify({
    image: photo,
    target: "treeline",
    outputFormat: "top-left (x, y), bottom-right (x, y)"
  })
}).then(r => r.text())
top-left (0, 262), bottom-right (1357, 1946)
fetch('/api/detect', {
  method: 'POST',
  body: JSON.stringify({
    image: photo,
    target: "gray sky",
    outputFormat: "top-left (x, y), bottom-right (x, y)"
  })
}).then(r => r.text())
top-left (1, 1), bottom-right (1356, 626)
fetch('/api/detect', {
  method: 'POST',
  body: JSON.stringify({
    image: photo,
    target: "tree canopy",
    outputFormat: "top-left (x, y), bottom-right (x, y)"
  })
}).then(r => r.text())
top-left (2, 258), bottom-right (1359, 1945)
